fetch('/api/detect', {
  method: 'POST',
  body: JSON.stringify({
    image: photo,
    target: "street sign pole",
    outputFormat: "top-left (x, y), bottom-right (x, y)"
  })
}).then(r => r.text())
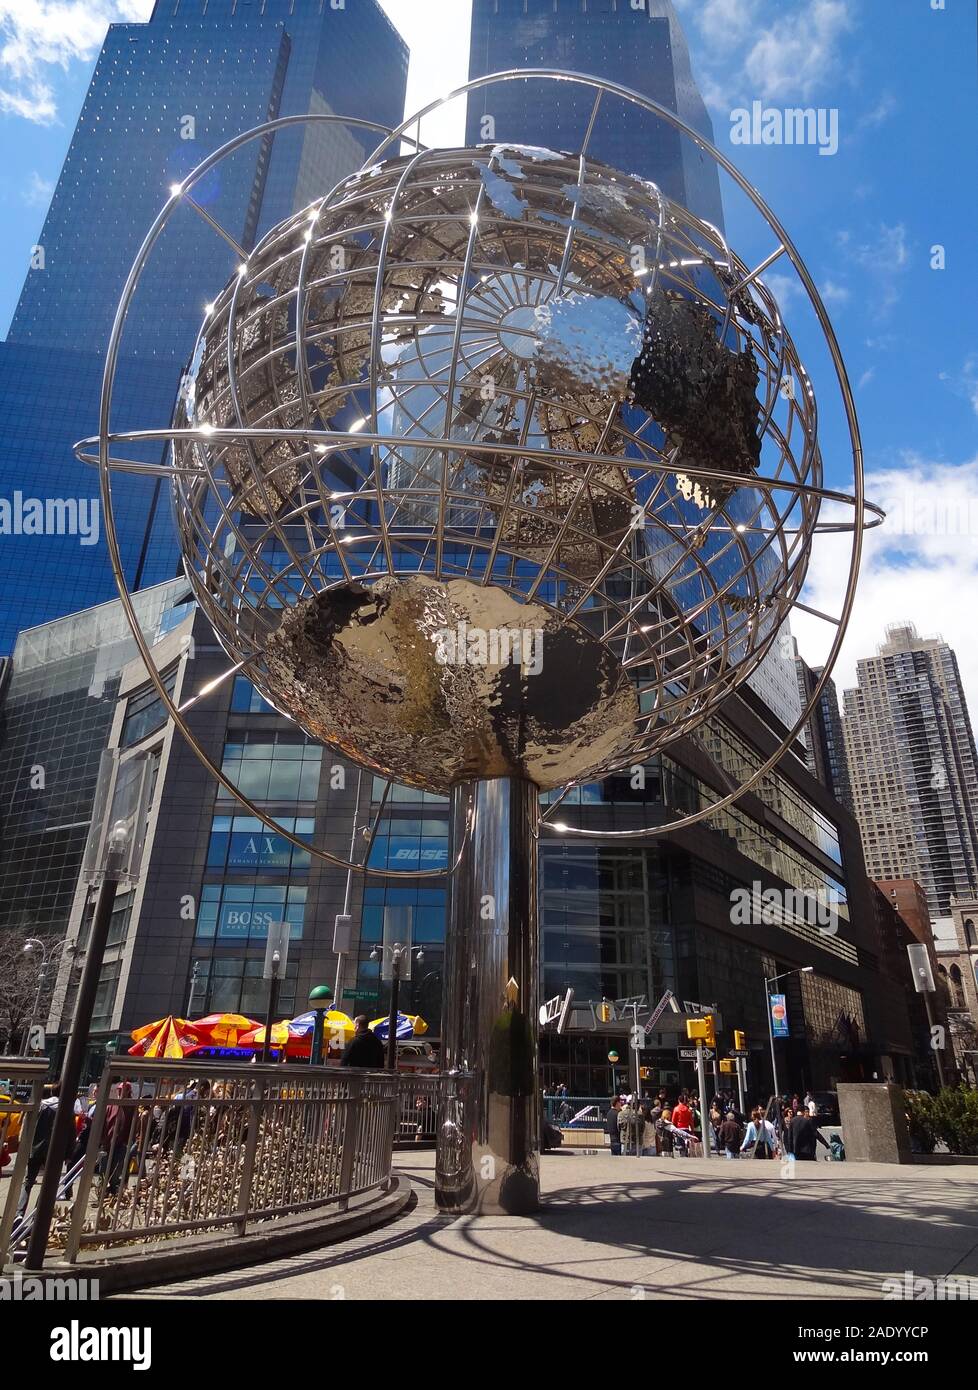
top-left (737, 1056), bottom-right (746, 1115)
top-left (631, 1003), bottom-right (641, 1100)
top-left (765, 980), bottom-right (780, 1102)
top-left (696, 1040), bottom-right (711, 1159)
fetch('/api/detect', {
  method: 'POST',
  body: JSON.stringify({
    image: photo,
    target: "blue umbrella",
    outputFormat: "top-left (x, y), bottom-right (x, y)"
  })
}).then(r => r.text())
top-left (370, 1012), bottom-right (416, 1041)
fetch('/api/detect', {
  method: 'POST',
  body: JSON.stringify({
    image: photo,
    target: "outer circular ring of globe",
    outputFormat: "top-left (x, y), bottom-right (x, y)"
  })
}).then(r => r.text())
top-left (77, 71), bottom-right (883, 870)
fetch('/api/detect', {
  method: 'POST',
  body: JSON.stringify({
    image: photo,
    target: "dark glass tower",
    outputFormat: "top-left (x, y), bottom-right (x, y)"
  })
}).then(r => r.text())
top-left (465, 0), bottom-right (723, 227)
top-left (0, 0), bottom-right (408, 652)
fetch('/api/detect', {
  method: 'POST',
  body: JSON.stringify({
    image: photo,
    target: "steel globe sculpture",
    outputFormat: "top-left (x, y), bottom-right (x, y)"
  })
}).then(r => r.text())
top-left (172, 147), bottom-right (815, 792)
top-left (80, 71), bottom-right (881, 1217)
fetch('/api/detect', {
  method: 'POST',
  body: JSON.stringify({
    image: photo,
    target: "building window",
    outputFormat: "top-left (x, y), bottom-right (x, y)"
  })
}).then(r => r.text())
top-left (207, 815), bottom-right (313, 872)
top-left (965, 918), bottom-right (977, 949)
top-left (92, 960), bottom-right (122, 1029)
top-left (79, 890), bottom-right (134, 952)
top-left (218, 732), bottom-right (320, 801)
top-left (120, 666), bottom-right (177, 748)
top-left (230, 676), bottom-right (278, 714)
top-left (195, 883), bottom-right (307, 943)
top-left (190, 956), bottom-right (298, 1019)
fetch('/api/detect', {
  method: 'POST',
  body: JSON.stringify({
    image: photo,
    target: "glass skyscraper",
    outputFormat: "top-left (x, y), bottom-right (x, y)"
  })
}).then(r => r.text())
top-left (0, 0), bottom-right (408, 652)
top-left (465, 0), bottom-right (724, 227)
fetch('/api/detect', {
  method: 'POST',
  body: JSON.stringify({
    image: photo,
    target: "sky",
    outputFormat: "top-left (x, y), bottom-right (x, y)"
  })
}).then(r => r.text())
top-left (0, 0), bottom-right (976, 711)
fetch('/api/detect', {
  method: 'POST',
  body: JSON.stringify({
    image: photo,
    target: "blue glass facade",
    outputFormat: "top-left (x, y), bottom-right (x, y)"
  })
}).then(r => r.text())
top-left (0, 0), bottom-right (408, 651)
top-left (465, 0), bottom-right (723, 227)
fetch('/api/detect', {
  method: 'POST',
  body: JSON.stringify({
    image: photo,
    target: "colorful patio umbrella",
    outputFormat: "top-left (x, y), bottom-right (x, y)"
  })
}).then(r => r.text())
top-left (238, 1020), bottom-right (292, 1051)
top-left (189, 1013), bottom-right (260, 1048)
top-left (369, 1013), bottom-right (429, 1041)
top-left (240, 1011), bottom-right (355, 1056)
top-left (128, 1016), bottom-right (203, 1059)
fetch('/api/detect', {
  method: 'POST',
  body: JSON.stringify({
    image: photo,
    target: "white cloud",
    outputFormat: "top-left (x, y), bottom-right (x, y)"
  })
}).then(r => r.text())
top-left (858, 92), bottom-right (897, 130)
top-left (743, 0), bottom-right (853, 101)
top-left (837, 222), bottom-right (910, 315)
top-left (0, 1), bottom-right (153, 124)
top-left (792, 454), bottom-right (978, 715)
top-left (937, 356), bottom-right (978, 417)
top-left (821, 279), bottom-right (850, 306)
top-left (764, 271), bottom-right (800, 312)
top-left (696, 0), bottom-right (759, 48)
top-left (22, 169), bottom-right (53, 205)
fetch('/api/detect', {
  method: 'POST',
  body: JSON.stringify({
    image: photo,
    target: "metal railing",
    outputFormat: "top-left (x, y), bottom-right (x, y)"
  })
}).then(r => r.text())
top-left (0, 1058), bottom-right (50, 1257)
top-left (4, 1059), bottom-right (399, 1262)
top-left (395, 1072), bottom-right (441, 1145)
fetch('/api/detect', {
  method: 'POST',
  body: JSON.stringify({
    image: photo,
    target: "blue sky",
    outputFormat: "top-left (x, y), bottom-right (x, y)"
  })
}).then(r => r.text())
top-left (0, 0), bottom-right (976, 705)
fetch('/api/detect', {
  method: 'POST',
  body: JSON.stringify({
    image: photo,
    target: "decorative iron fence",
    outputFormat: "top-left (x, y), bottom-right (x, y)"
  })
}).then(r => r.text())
top-left (395, 1072), bottom-right (441, 1146)
top-left (2, 1060), bottom-right (398, 1262)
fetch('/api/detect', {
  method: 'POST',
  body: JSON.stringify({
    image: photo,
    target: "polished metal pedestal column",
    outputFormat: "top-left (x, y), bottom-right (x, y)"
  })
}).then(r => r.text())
top-left (435, 776), bottom-right (540, 1215)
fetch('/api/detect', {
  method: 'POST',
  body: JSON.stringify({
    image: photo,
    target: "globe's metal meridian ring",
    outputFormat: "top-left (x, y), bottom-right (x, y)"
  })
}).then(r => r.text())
top-left (84, 111), bottom-right (463, 880)
top-left (79, 72), bottom-right (881, 861)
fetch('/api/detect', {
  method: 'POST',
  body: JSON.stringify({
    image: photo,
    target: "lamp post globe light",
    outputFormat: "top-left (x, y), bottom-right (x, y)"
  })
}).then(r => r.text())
top-left (307, 983), bottom-right (333, 1067)
top-left (80, 71), bottom-right (880, 1215)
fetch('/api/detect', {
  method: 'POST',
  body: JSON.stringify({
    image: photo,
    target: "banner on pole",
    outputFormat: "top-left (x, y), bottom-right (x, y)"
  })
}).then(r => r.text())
top-left (770, 992), bottom-right (789, 1038)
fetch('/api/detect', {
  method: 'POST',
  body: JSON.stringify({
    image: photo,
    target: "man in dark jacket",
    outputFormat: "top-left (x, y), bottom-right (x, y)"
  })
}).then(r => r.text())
top-left (785, 1111), bottom-right (829, 1161)
top-left (718, 1112), bottom-right (745, 1159)
top-left (340, 1015), bottom-right (386, 1069)
top-left (605, 1097), bottom-right (623, 1155)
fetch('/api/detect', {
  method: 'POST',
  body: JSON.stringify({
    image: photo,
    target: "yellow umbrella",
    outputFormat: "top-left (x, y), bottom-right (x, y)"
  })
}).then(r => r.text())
top-left (238, 1020), bottom-right (290, 1049)
top-left (129, 1016), bottom-right (202, 1059)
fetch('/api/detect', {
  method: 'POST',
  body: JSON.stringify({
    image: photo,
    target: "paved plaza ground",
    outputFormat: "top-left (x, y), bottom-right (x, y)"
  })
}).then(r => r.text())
top-left (119, 1149), bottom-right (978, 1301)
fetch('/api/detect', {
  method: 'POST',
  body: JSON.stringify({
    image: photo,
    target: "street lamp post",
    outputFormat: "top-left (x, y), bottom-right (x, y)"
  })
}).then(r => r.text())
top-left (764, 965), bottom-right (814, 1104)
top-left (370, 942), bottom-right (424, 1070)
top-left (307, 983), bottom-right (333, 1066)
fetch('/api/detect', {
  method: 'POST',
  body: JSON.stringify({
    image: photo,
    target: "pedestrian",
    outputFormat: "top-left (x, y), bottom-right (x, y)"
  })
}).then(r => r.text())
top-left (340, 1015), bottom-right (386, 1069)
top-left (671, 1092), bottom-right (694, 1135)
top-left (605, 1096), bottom-right (623, 1155)
top-left (640, 1104), bottom-right (656, 1156)
top-left (785, 1110), bottom-right (829, 1161)
top-left (709, 1103), bottom-right (723, 1147)
top-left (557, 1098), bottom-right (573, 1125)
top-left (17, 1083), bottom-right (77, 1215)
top-left (655, 1105), bottom-right (675, 1157)
top-left (718, 1110), bottom-right (744, 1159)
top-left (617, 1095), bottom-right (644, 1156)
top-left (804, 1091), bottom-right (818, 1118)
top-left (741, 1105), bottom-right (778, 1158)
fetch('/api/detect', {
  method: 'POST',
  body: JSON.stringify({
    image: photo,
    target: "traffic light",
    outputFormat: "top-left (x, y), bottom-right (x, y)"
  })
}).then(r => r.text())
top-left (685, 1014), bottom-right (715, 1048)
top-left (733, 1029), bottom-right (746, 1052)
top-left (597, 998), bottom-right (612, 1023)
top-left (719, 1059), bottom-right (736, 1074)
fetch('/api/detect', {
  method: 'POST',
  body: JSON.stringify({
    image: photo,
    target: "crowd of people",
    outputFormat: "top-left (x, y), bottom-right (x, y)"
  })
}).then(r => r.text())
top-left (602, 1089), bottom-right (843, 1160)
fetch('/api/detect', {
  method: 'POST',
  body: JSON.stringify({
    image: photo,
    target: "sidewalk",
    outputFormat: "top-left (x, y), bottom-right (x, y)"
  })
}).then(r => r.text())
top-left (119, 1149), bottom-right (978, 1301)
